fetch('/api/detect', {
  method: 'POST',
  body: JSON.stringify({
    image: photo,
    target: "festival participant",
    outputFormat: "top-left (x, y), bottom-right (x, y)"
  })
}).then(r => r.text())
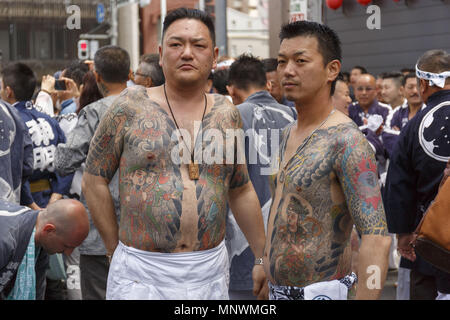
top-left (82, 8), bottom-right (266, 300)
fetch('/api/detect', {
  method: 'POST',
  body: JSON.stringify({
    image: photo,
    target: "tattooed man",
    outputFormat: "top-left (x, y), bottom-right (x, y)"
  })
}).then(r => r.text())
top-left (82, 8), bottom-right (266, 300)
top-left (264, 21), bottom-right (391, 300)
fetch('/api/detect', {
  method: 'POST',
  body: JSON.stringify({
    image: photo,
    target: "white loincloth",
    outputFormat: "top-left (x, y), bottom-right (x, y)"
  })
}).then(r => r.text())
top-left (106, 240), bottom-right (230, 300)
top-left (269, 273), bottom-right (358, 300)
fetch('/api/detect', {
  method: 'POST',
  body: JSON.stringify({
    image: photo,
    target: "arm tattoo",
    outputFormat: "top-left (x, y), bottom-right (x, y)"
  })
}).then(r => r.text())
top-left (335, 125), bottom-right (388, 236)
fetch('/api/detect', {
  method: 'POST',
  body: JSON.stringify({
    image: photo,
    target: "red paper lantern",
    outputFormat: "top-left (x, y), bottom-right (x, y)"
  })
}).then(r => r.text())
top-left (357, 0), bottom-right (372, 5)
top-left (326, 0), bottom-right (343, 10)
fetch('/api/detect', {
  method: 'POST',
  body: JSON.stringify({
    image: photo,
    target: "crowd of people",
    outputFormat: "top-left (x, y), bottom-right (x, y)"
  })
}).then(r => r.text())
top-left (1, 8), bottom-right (449, 301)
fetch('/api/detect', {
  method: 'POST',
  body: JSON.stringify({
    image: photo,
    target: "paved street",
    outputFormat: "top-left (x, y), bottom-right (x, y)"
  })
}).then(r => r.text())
top-left (380, 269), bottom-right (398, 300)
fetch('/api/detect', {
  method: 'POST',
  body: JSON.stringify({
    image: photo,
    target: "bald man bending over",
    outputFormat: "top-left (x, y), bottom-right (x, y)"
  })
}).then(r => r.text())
top-left (0, 199), bottom-right (89, 300)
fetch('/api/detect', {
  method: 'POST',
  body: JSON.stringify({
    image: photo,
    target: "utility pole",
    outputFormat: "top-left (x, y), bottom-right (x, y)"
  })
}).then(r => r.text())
top-left (268, 0), bottom-right (290, 58)
top-left (161, 0), bottom-right (167, 33)
top-left (199, 0), bottom-right (205, 11)
top-left (110, 0), bottom-right (118, 45)
top-left (118, 2), bottom-right (140, 71)
top-left (215, 0), bottom-right (227, 56)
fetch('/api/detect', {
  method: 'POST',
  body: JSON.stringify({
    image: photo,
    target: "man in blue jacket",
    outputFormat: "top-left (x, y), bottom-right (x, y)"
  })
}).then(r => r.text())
top-left (1, 63), bottom-right (71, 210)
top-left (0, 199), bottom-right (88, 300)
top-left (384, 49), bottom-right (450, 300)
top-left (0, 99), bottom-right (34, 204)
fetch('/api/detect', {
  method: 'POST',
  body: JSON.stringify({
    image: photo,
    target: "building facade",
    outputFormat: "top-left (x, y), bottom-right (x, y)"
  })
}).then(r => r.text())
top-left (0, 0), bottom-right (106, 77)
top-left (227, 6), bottom-right (269, 59)
top-left (323, 0), bottom-right (450, 75)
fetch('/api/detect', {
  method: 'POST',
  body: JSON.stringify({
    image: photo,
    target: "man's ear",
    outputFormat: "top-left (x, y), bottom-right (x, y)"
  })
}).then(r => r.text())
top-left (212, 47), bottom-right (219, 70)
top-left (419, 78), bottom-right (428, 96)
top-left (159, 45), bottom-right (163, 67)
top-left (226, 85), bottom-right (233, 97)
top-left (399, 85), bottom-right (405, 98)
top-left (128, 69), bottom-right (133, 81)
top-left (327, 59), bottom-right (341, 84)
top-left (43, 224), bottom-right (56, 234)
top-left (5, 86), bottom-right (15, 101)
top-left (266, 80), bottom-right (272, 92)
top-left (146, 77), bottom-right (153, 88)
top-left (93, 70), bottom-right (101, 83)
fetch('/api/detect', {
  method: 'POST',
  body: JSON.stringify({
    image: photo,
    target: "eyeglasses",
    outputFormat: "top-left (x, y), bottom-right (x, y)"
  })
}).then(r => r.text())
top-left (355, 87), bottom-right (375, 92)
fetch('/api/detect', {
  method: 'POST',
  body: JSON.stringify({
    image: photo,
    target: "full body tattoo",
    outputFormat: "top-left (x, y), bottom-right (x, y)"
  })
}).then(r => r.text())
top-left (86, 86), bottom-right (249, 253)
top-left (267, 121), bottom-right (387, 287)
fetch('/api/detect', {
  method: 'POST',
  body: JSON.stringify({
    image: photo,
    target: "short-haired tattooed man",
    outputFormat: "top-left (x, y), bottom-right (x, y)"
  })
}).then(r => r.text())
top-left (264, 21), bottom-right (391, 300)
top-left (81, 8), bottom-right (266, 300)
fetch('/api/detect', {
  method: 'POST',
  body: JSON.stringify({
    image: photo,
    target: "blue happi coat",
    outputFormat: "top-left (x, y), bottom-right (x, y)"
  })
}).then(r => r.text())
top-left (384, 90), bottom-right (450, 292)
top-left (14, 101), bottom-right (71, 207)
top-left (0, 100), bottom-right (34, 204)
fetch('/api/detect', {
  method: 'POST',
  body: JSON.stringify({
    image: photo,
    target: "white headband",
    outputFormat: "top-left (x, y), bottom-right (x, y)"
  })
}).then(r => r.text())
top-left (416, 64), bottom-right (450, 88)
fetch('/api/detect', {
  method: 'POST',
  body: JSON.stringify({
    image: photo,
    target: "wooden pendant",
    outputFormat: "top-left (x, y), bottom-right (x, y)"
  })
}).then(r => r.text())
top-left (189, 162), bottom-right (200, 180)
top-left (279, 170), bottom-right (285, 183)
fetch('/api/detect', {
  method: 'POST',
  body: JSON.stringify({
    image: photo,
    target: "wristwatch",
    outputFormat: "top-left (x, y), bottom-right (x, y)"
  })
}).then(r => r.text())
top-left (254, 257), bottom-right (264, 265)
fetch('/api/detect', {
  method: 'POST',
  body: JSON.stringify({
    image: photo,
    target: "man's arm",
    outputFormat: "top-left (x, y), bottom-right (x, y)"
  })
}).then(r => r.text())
top-left (55, 107), bottom-right (100, 176)
top-left (356, 234), bottom-right (391, 299)
top-left (226, 103), bottom-right (267, 298)
top-left (49, 121), bottom-right (71, 204)
top-left (82, 91), bottom-right (133, 256)
top-left (82, 172), bottom-right (118, 256)
top-left (228, 174), bottom-right (267, 299)
top-left (336, 128), bottom-right (391, 299)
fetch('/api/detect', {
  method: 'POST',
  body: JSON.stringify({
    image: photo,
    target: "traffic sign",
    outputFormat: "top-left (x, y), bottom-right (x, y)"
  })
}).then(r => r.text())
top-left (89, 40), bottom-right (99, 60)
top-left (96, 3), bottom-right (105, 24)
top-left (78, 40), bottom-right (89, 60)
top-left (290, 0), bottom-right (308, 22)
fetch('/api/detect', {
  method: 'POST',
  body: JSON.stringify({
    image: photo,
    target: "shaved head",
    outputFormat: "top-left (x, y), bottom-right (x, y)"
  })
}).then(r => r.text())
top-left (36, 199), bottom-right (89, 255)
top-left (355, 74), bottom-right (378, 109)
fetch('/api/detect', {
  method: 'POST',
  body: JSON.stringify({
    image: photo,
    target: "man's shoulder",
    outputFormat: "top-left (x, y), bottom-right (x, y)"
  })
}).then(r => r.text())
top-left (348, 101), bottom-right (359, 111)
top-left (82, 96), bottom-right (116, 117)
top-left (239, 100), bottom-right (294, 124)
top-left (29, 107), bottom-right (61, 127)
top-left (377, 101), bottom-right (392, 112)
top-left (210, 94), bottom-right (239, 115)
top-left (326, 120), bottom-right (365, 144)
top-left (96, 87), bottom-right (149, 118)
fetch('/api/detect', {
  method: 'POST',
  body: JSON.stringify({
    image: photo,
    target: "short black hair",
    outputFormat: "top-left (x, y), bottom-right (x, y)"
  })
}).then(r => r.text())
top-left (352, 65), bottom-right (368, 74)
top-left (382, 71), bottom-right (404, 87)
top-left (139, 53), bottom-right (165, 86)
top-left (212, 69), bottom-right (229, 95)
top-left (402, 72), bottom-right (416, 86)
top-left (279, 21), bottom-right (341, 66)
top-left (1, 62), bottom-right (37, 101)
top-left (228, 54), bottom-right (267, 91)
top-left (262, 58), bottom-right (278, 73)
top-left (341, 71), bottom-right (350, 82)
top-left (336, 72), bottom-right (345, 82)
top-left (162, 8), bottom-right (216, 46)
top-left (279, 21), bottom-right (341, 95)
top-left (64, 60), bottom-right (90, 87)
top-left (94, 45), bottom-right (130, 83)
top-left (400, 68), bottom-right (415, 74)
